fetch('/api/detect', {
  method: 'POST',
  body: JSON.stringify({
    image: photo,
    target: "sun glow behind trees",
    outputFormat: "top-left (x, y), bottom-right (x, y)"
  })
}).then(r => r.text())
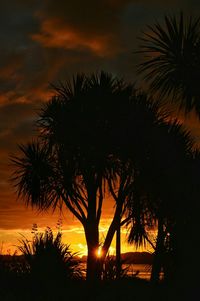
top-left (0, 220), bottom-right (154, 256)
top-left (96, 246), bottom-right (102, 258)
top-left (0, 191), bottom-right (154, 256)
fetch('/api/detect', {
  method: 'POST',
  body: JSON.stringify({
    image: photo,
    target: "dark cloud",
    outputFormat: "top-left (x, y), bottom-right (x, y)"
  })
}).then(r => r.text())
top-left (38, 0), bottom-right (129, 35)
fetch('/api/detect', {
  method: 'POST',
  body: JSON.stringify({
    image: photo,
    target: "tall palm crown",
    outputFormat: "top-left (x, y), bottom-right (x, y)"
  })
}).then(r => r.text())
top-left (12, 72), bottom-right (129, 210)
top-left (137, 13), bottom-right (200, 116)
top-left (11, 71), bottom-right (138, 280)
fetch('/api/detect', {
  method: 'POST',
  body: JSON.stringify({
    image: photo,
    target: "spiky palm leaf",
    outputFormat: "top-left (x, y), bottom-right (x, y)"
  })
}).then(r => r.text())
top-left (138, 13), bottom-right (200, 115)
top-left (38, 72), bottom-right (135, 194)
top-left (11, 142), bottom-right (60, 210)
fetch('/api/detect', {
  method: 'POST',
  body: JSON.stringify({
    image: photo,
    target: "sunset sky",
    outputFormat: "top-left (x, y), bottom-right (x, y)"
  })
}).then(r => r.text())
top-left (1, 0), bottom-right (200, 255)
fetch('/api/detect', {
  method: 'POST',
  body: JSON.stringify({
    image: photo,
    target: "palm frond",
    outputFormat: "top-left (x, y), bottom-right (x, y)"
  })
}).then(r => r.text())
top-left (11, 141), bottom-right (60, 211)
top-left (137, 13), bottom-right (200, 116)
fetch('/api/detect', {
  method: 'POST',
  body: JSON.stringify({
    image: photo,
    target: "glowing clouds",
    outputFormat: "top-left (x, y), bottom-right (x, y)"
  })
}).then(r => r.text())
top-left (31, 19), bottom-right (111, 57)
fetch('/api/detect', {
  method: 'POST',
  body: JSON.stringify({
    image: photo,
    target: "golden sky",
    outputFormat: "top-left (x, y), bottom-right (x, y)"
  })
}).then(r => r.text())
top-left (0, 0), bottom-right (200, 255)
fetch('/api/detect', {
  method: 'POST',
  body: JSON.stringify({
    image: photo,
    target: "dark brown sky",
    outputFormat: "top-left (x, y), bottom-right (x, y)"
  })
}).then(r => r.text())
top-left (0, 0), bottom-right (200, 253)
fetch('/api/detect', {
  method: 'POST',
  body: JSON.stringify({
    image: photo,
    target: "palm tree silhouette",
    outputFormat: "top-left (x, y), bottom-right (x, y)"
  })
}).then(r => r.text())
top-left (12, 71), bottom-right (171, 281)
top-left (12, 70), bottom-right (194, 284)
top-left (12, 72), bottom-right (138, 281)
top-left (126, 119), bottom-right (194, 282)
top-left (137, 13), bottom-right (200, 117)
top-left (107, 93), bottom-right (171, 279)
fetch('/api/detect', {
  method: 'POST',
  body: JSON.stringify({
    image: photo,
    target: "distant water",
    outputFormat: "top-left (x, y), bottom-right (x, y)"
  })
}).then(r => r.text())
top-left (124, 264), bottom-right (165, 280)
top-left (80, 263), bottom-right (156, 280)
top-left (123, 263), bottom-right (152, 280)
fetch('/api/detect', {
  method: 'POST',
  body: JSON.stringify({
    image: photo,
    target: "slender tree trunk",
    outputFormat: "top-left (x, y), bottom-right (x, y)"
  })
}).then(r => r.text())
top-left (85, 182), bottom-right (101, 281)
top-left (102, 202), bottom-right (123, 260)
top-left (116, 214), bottom-right (121, 279)
top-left (151, 217), bottom-right (165, 283)
top-left (85, 180), bottom-right (124, 281)
top-left (96, 201), bottom-right (123, 279)
top-left (85, 222), bottom-right (100, 281)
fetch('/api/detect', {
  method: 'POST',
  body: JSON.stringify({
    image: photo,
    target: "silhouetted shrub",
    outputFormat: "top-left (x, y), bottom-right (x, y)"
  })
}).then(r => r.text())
top-left (18, 227), bottom-right (83, 287)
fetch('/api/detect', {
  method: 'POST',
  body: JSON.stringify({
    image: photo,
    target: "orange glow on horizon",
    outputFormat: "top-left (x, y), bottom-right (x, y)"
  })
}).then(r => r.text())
top-left (0, 225), bottom-right (154, 256)
top-left (0, 203), bottom-right (155, 256)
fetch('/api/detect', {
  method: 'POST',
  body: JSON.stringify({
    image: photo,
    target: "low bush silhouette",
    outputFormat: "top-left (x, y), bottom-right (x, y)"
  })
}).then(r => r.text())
top-left (18, 227), bottom-right (83, 287)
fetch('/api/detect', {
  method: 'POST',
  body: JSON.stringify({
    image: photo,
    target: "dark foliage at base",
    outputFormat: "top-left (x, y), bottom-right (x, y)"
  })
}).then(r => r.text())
top-left (0, 273), bottom-right (198, 301)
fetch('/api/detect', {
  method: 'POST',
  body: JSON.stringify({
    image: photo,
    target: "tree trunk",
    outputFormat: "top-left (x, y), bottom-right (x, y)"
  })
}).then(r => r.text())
top-left (150, 217), bottom-right (165, 283)
top-left (116, 214), bottom-right (121, 279)
top-left (95, 201), bottom-right (123, 280)
top-left (85, 222), bottom-right (101, 281)
top-left (84, 182), bottom-right (102, 281)
top-left (86, 244), bottom-right (100, 281)
top-left (101, 201), bottom-right (123, 262)
top-left (85, 183), bottom-right (124, 281)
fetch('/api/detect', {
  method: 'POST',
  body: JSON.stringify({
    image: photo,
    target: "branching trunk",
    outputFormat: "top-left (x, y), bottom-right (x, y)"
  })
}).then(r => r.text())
top-left (101, 199), bottom-right (123, 262)
top-left (99, 178), bottom-right (128, 278)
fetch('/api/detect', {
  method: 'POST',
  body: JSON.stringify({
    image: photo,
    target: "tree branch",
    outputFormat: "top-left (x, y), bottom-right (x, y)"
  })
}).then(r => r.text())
top-left (97, 184), bottom-right (103, 224)
top-left (75, 186), bottom-right (88, 210)
top-left (59, 191), bottom-right (85, 225)
top-left (108, 178), bottom-right (118, 202)
top-left (69, 193), bottom-right (87, 222)
top-left (144, 233), bottom-right (156, 250)
top-left (120, 215), bottom-right (131, 227)
top-left (102, 200), bottom-right (123, 260)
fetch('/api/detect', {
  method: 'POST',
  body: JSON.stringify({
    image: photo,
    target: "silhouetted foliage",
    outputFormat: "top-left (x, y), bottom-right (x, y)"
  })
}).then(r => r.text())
top-left (13, 72), bottom-right (168, 281)
top-left (102, 254), bottom-right (129, 280)
top-left (125, 119), bottom-right (194, 282)
top-left (18, 227), bottom-right (83, 285)
top-left (12, 72), bottom-right (135, 280)
top-left (135, 12), bottom-right (200, 285)
top-left (11, 70), bottom-right (197, 286)
top-left (137, 13), bottom-right (200, 116)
